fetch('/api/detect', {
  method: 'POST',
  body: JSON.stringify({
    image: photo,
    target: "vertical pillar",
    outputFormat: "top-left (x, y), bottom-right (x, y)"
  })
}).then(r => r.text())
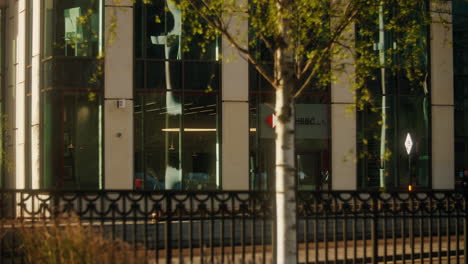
top-left (15, 0), bottom-right (25, 189)
top-left (104, 1), bottom-right (134, 189)
top-left (30, 0), bottom-right (40, 189)
top-left (221, 4), bottom-right (249, 190)
top-left (331, 25), bottom-right (357, 191)
top-left (430, 1), bottom-right (454, 189)
top-left (4, 1), bottom-right (16, 188)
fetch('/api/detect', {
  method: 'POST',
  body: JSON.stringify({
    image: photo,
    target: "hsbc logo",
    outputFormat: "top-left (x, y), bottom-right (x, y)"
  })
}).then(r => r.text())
top-left (260, 104), bottom-right (328, 139)
top-left (266, 113), bottom-right (278, 128)
top-left (265, 113), bottom-right (325, 128)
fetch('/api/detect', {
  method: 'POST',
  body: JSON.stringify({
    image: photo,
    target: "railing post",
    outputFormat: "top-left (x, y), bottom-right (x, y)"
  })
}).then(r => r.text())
top-left (272, 191), bottom-right (277, 264)
top-left (371, 193), bottom-right (378, 264)
top-left (165, 194), bottom-right (172, 264)
top-left (464, 192), bottom-right (467, 264)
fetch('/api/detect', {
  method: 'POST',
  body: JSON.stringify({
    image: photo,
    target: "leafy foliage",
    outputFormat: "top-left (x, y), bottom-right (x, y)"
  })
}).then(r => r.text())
top-left (160, 0), bottom-right (430, 100)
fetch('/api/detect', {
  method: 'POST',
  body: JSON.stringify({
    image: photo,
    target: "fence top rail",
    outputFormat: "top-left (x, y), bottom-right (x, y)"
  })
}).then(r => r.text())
top-left (0, 189), bottom-right (466, 221)
top-left (0, 189), bottom-right (466, 194)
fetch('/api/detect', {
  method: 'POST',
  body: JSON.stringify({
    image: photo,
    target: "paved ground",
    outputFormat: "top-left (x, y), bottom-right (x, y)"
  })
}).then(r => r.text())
top-left (135, 235), bottom-right (465, 264)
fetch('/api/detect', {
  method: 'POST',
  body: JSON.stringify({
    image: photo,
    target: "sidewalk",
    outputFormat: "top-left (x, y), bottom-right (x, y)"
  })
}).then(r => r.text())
top-left (138, 235), bottom-right (465, 263)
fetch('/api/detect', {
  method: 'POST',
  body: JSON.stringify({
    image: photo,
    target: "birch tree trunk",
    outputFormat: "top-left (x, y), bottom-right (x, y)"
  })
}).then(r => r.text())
top-left (274, 83), bottom-right (297, 263)
top-left (274, 48), bottom-right (297, 263)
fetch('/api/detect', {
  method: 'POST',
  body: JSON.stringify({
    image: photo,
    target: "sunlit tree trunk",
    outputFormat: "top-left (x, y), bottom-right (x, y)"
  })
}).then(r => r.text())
top-left (274, 45), bottom-right (297, 263)
top-left (274, 1), bottom-right (297, 262)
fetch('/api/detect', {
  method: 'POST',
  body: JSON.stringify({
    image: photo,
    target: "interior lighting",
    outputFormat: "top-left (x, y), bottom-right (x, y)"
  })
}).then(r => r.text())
top-left (162, 128), bottom-right (217, 132)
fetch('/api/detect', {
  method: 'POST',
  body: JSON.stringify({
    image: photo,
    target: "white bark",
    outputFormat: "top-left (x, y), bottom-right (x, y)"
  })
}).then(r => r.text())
top-left (274, 48), bottom-right (297, 264)
top-left (274, 1), bottom-right (297, 262)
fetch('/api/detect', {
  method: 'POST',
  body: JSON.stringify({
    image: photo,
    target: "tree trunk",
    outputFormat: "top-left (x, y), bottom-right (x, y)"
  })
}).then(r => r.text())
top-left (274, 47), bottom-right (297, 264)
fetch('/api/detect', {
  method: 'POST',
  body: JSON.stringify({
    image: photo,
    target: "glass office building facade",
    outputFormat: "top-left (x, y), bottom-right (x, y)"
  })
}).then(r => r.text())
top-left (454, 0), bottom-right (468, 187)
top-left (357, 1), bottom-right (430, 190)
top-left (134, 1), bottom-right (221, 190)
top-left (0, 0), bottom-right (464, 191)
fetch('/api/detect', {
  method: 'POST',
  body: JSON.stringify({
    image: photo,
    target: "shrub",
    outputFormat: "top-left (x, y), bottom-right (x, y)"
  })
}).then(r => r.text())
top-left (19, 215), bottom-right (146, 264)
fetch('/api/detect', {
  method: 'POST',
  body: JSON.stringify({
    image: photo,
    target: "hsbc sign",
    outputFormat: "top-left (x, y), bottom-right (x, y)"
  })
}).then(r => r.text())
top-left (259, 104), bottom-right (328, 139)
top-left (266, 113), bottom-right (278, 128)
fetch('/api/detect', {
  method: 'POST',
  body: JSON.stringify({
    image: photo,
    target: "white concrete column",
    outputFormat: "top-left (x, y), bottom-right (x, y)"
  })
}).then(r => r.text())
top-left (331, 104), bottom-right (356, 190)
top-left (430, 0), bottom-right (454, 190)
top-left (330, 24), bottom-right (357, 191)
top-left (432, 107), bottom-right (454, 189)
top-left (104, 1), bottom-right (134, 189)
top-left (15, 0), bottom-right (25, 189)
top-left (221, 4), bottom-right (249, 190)
top-left (30, 0), bottom-right (41, 189)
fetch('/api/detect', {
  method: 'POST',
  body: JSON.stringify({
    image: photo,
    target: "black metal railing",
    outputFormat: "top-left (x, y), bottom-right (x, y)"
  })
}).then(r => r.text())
top-left (0, 190), bottom-right (466, 263)
top-left (297, 191), bottom-right (467, 264)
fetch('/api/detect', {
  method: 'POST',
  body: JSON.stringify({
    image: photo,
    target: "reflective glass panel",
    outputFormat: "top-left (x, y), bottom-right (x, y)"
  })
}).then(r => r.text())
top-left (43, 57), bottom-right (103, 90)
top-left (134, 92), bottom-right (219, 190)
top-left (147, 61), bottom-right (182, 90)
top-left (249, 91), bottom-right (275, 190)
top-left (397, 96), bottom-right (430, 187)
top-left (43, 0), bottom-right (102, 58)
top-left (134, 1), bottom-right (221, 190)
top-left (182, 93), bottom-right (219, 189)
top-left (358, 96), bottom-right (397, 188)
top-left (41, 0), bottom-right (103, 189)
top-left (184, 62), bottom-right (220, 91)
top-left (134, 92), bottom-right (182, 190)
top-left (357, 3), bottom-right (430, 190)
top-left (136, 1), bottom-right (219, 61)
top-left (454, 0), bottom-right (468, 188)
top-left (296, 94), bottom-right (330, 190)
top-left (42, 91), bottom-right (102, 189)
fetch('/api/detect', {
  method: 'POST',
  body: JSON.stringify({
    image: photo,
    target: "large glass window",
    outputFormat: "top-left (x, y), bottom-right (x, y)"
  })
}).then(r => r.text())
top-left (357, 2), bottom-right (430, 189)
top-left (454, 0), bottom-right (468, 188)
top-left (41, 0), bottom-right (103, 189)
top-left (134, 1), bottom-right (221, 190)
top-left (249, 63), bottom-right (331, 191)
